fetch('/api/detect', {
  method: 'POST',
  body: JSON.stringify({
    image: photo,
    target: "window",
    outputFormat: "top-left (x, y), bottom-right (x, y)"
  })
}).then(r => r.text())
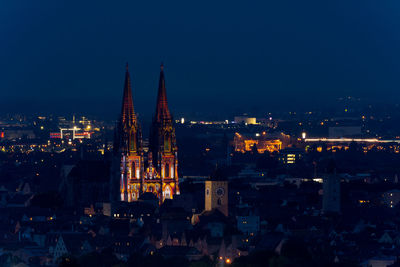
top-left (165, 186), bottom-right (172, 199)
top-left (164, 134), bottom-right (170, 152)
top-left (130, 131), bottom-right (136, 152)
top-left (165, 163), bottom-right (170, 178)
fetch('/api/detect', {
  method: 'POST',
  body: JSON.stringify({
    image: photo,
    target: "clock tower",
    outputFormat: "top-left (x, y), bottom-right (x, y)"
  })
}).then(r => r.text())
top-left (205, 170), bottom-right (228, 217)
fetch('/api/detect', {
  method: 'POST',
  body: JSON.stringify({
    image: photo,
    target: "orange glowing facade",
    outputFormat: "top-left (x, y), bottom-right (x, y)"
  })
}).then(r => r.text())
top-left (234, 132), bottom-right (282, 153)
top-left (149, 64), bottom-right (180, 201)
top-left (115, 64), bottom-right (179, 203)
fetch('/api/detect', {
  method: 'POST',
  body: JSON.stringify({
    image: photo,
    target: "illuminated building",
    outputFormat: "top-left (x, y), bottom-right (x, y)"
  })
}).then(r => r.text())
top-left (204, 170), bottom-right (228, 217)
top-left (305, 138), bottom-right (400, 144)
top-left (234, 116), bottom-right (257, 125)
top-left (278, 147), bottom-right (303, 164)
top-left (149, 63), bottom-right (180, 201)
top-left (114, 63), bottom-right (143, 202)
top-left (50, 128), bottom-right (92, 140)
top-left (305, 138), bottom-right (400, 153)
top-left (0, 129), bottom-right (36, 140)
top-left (113, 63), bottom-right (179, 204)
top-left (234, 132), bottom-right (284, 153)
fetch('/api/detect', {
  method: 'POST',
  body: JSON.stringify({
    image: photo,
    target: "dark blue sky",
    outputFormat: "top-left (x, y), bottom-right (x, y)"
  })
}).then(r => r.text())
top-left (1, 1), bottom-right (400, 119)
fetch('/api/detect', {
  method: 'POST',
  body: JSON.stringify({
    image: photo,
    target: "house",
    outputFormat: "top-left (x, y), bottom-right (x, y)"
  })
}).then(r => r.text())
top-left (378, 232), bottom-right (393, 244)
top-left (236, 215), bottom-right (260, 236)
top-left (58, 161), bottom-right (110, 208)
top-left (7, 194), bottom-right (33, 208)
top-left (364, 256), bottom-right (396, 267)
top-left (53, 233), bottom-right (93, 262)
top-left (193, 209), bottom-right (232, 238)
top-left (158, 246), bottom-right (203, 261)
top-left (0, 186), bottom-right (9, 207)
top-left (382, 189), bottom-right (400, 208)
top-left (112, 235), bottom-right (146, 261)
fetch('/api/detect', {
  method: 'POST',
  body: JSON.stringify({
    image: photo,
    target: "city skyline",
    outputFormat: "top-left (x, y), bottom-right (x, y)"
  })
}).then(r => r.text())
top-left (3, 2), bottom-right (400, 265)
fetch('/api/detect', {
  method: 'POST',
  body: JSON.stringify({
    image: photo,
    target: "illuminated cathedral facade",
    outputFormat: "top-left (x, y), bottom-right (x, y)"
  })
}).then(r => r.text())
top-left (113, 63), bottom-right (179, 203)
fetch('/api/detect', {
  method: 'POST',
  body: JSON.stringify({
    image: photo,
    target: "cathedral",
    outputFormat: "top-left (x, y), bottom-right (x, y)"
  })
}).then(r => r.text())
top-left (113, 63), bottom-right (179, 203)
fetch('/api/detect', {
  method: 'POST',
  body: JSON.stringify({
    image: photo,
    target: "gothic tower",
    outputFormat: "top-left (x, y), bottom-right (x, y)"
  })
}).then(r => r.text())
top-left (113, 63), bottom-right (180, 204)
top-left (149, 64), bottom-right (180, 201)
top-left (116, 63), bottom-right (144, 202)
top-left (205, 169), bottom-right (229, 217)
top-left (322, 159), bottom-right (341, 214)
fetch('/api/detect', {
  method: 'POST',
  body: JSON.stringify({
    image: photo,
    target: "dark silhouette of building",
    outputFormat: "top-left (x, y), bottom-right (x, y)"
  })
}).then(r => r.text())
top-left (322, 160), bottom-right (341, 214)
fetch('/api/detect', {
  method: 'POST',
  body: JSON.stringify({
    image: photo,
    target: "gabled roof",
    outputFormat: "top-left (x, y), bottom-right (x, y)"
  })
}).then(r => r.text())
top-left (7, 194), bottom-right (32, 206)
top-left (57, 233), bottom-right (92, 254)
top-left (197, 209), bottom-right (230, 225)
top-left (158, 246), bottom-right (201, 258)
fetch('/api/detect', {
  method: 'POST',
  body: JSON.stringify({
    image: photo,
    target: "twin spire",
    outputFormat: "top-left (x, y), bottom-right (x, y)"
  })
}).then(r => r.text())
top-left (120, 63), bottom-right (172, 127)
top-left (116, 63), bottom-right (180, 203)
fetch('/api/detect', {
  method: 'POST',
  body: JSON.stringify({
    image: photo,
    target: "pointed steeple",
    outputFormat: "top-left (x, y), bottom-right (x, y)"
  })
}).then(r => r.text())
top-left (155, 63), bottom-right (171, 123)
top-left (121, 63), bottom-right (136, 128)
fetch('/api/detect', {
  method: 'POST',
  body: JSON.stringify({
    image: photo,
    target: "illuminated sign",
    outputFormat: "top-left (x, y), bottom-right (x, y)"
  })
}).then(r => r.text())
top-left (50, 133), bottom-right (61, 139)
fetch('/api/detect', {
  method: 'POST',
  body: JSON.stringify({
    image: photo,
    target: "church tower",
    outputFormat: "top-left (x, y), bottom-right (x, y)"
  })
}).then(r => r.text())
top-left (149, 64), bottom-right (180, 201)
top-left (115, 63), bottom-right (144, 202)
top-left (113, 63), bottom-right (180, 204)
top-left (205, 169), bottom-right (229, 217)
top-left (322, 160), bottom-right (341, 214)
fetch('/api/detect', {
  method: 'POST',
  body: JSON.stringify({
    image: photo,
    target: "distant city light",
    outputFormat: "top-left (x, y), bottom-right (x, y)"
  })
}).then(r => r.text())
top-left (306, 138), bottom-right (400, 144)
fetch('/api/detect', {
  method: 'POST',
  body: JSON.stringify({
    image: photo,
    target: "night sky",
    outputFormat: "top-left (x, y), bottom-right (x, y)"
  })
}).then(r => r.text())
top-left (1, 1), bottom-right (400, 119)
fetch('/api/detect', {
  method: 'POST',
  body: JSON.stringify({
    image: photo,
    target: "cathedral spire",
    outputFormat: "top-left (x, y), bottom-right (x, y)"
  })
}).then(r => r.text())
top-left (121, 63), bottom-right (136, 127)
top-left (155, 63), bottom-right (171, 123)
